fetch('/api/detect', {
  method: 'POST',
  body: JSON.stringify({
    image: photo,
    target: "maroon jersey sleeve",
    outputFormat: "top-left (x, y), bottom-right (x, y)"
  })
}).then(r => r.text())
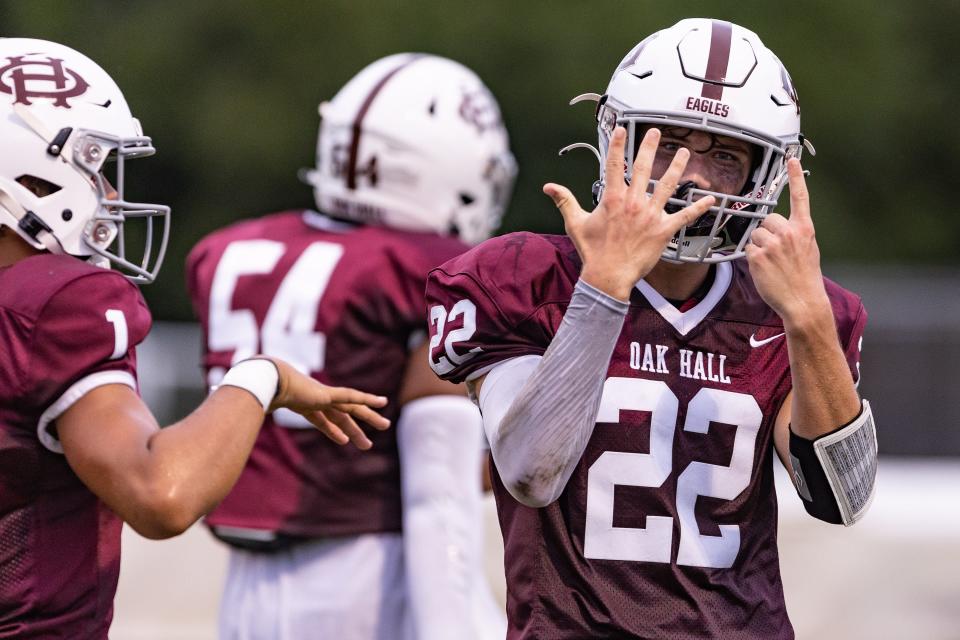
top-left (26, 270), bottom-right (151, 448)
top-left (825, 277), bottom-right (868, 385)
top-left (368, 232), bottom-right (472, 348)
top-left (425, 232), bottom-right (579, 382)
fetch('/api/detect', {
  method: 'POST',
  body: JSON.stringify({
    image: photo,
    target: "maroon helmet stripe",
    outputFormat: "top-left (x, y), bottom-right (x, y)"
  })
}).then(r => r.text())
top-left (346, 54), bottom-right (424, 190)
top-left (700, 21), bottom-right (733, 100)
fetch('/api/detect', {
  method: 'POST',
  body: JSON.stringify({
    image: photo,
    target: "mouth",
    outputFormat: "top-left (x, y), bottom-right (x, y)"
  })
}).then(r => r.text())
top-left (663, 181), bottom-right (697, 214)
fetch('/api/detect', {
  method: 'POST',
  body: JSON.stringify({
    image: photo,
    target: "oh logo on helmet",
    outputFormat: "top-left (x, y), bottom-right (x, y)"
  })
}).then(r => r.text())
top-left (458, 87), bottom-right (502, 135)
top-left (0, 55), bottom-right (90, 107)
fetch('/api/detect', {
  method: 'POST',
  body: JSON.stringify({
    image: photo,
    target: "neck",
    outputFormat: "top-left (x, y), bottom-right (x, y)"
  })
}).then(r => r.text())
top-left (0, 229), bottom-right (43, 268)
top-left (643, 260), bottom-right (712, 301)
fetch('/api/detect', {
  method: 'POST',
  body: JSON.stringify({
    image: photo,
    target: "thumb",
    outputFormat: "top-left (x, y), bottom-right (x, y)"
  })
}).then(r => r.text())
top-left (543, 182), bottom-right (585, 228)
top-left (667, 195), bottom-right (715, 235)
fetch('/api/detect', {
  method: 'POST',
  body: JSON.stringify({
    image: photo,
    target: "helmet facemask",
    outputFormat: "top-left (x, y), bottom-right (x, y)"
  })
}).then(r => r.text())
top-left (75, 129), bottom-right (171, 283)
top-left (598, 105), bottom-right (802, 264)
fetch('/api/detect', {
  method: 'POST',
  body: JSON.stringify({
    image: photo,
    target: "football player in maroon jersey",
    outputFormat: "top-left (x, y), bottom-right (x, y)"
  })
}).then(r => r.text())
top-left (186, 54), bottom-right (516, 639)
top-left (0, 38), bottom-right (389, 639)
top-left (426, 19), bottom-right (876, 639)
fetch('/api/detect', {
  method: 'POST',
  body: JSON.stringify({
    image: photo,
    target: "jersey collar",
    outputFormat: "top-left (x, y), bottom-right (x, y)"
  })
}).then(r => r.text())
top-left (634, 261), bottom-right (732, 336)
top-left (302, 210), bottom-right (359, 233)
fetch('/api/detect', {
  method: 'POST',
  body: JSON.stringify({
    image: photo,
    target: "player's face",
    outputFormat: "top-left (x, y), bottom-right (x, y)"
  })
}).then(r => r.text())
top-left (98, 173), bottom-right (119, 201)
top-left (646, 126), bottom-right (754, 196)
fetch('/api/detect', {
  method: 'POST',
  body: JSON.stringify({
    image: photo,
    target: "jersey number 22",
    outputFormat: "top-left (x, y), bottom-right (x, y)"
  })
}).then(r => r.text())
top-left (585, 378), bottom-right (761, 569)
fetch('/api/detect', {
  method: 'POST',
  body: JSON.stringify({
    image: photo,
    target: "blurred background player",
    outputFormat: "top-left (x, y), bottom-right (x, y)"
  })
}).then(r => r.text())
top-left (186, 53), bottom-right (516, 640)
top-left (0, 38), bottom-right (389, 640)
top-left (426, 19), bottom-right (875, 638)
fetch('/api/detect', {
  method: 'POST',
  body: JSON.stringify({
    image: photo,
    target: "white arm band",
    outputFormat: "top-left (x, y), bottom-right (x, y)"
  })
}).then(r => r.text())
top-left (397, 395), bottom-right (506, 640)
top-left (215, 358), bottom-right (280, 412)
top-left (478, 278), bottom-right (628, 507)
top-left (789, 399), bottom-right (878, 526)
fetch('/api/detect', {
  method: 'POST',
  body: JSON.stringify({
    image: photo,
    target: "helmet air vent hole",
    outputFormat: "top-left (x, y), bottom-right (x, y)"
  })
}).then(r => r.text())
top-left (15, 175), bottom-right (62, 198)
top-left (459, 192), bottom-right (475, 205)
top-left (62, 209), bottom-right (73, 221)
top-left (428, 100), bottom-right (437, 115)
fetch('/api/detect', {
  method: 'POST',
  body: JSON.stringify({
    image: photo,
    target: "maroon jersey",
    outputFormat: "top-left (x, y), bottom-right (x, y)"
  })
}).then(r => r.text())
top-left (425, 232), bottom-right (866, 640)
top-left (186, 210), bottom-right (470, 539)
top-left (0, 253), bottom-right (151, 639)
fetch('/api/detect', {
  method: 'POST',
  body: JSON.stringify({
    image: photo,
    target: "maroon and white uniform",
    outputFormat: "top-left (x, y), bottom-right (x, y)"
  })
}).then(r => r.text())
top-left (0, 254), bottom-right (151, 639)
top-left (425, 232), bottom-right (866, 640)
top-left (186, 210), bottom-right (469, 539)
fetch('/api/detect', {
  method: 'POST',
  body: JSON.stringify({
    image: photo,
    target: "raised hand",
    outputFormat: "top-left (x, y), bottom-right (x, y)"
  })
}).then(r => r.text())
top-left (745, 158), bottom-right (832, 329)
top-left (267, 358), bottom-right (390, 450)
top-left (543, 126), bottom-right (715, 301)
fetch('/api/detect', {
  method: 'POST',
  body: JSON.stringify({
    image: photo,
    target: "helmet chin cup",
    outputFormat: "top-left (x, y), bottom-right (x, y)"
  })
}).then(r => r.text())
top-left (667, 233), bottom-right (724, 262)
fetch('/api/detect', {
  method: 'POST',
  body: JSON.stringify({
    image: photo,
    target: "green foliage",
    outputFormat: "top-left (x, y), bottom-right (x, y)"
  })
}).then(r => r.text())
top-left (4, 0), bottom-right (957, 319)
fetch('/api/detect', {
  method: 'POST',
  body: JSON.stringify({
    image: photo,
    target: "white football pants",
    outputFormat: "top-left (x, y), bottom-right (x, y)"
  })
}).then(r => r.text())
top-left (218, 533), bottom-right (412, 640)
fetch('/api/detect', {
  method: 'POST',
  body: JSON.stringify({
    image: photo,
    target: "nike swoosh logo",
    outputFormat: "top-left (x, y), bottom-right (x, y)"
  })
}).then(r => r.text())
top-left (749, 332), bottom-right (785, 348)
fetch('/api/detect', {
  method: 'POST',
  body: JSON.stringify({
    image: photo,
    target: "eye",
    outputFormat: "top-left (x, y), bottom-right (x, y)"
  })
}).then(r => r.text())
top-left (653, 140), bottom-right (685, 160)
top-left (713, 149), bottom-right (750, 166)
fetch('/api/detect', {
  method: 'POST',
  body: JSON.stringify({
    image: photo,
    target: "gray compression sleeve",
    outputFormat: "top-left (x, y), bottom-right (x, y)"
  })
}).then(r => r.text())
top-left (484, 278), bottom-right (628, 507)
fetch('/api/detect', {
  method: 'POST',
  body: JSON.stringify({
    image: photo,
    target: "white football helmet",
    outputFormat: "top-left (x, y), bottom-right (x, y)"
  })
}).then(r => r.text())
top-left (0, 38), bottom-right (169, 283)
top-left (301, 53), bottom-right (516, 245)
top-left (565, 18), bottom-right (812, 262)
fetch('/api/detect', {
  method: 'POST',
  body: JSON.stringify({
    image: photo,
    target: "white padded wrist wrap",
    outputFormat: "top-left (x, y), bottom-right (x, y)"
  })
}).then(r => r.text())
top-left (813, 400), bottom-right (878, 525)
top-left (217, 359), bottom-right (280, 412)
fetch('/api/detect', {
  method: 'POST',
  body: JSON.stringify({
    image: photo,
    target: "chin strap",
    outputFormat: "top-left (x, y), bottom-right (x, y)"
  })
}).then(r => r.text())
top-left (13, 103), bottom-right (52, 136)
top-left (0, 186), bottom-right (62, 254)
